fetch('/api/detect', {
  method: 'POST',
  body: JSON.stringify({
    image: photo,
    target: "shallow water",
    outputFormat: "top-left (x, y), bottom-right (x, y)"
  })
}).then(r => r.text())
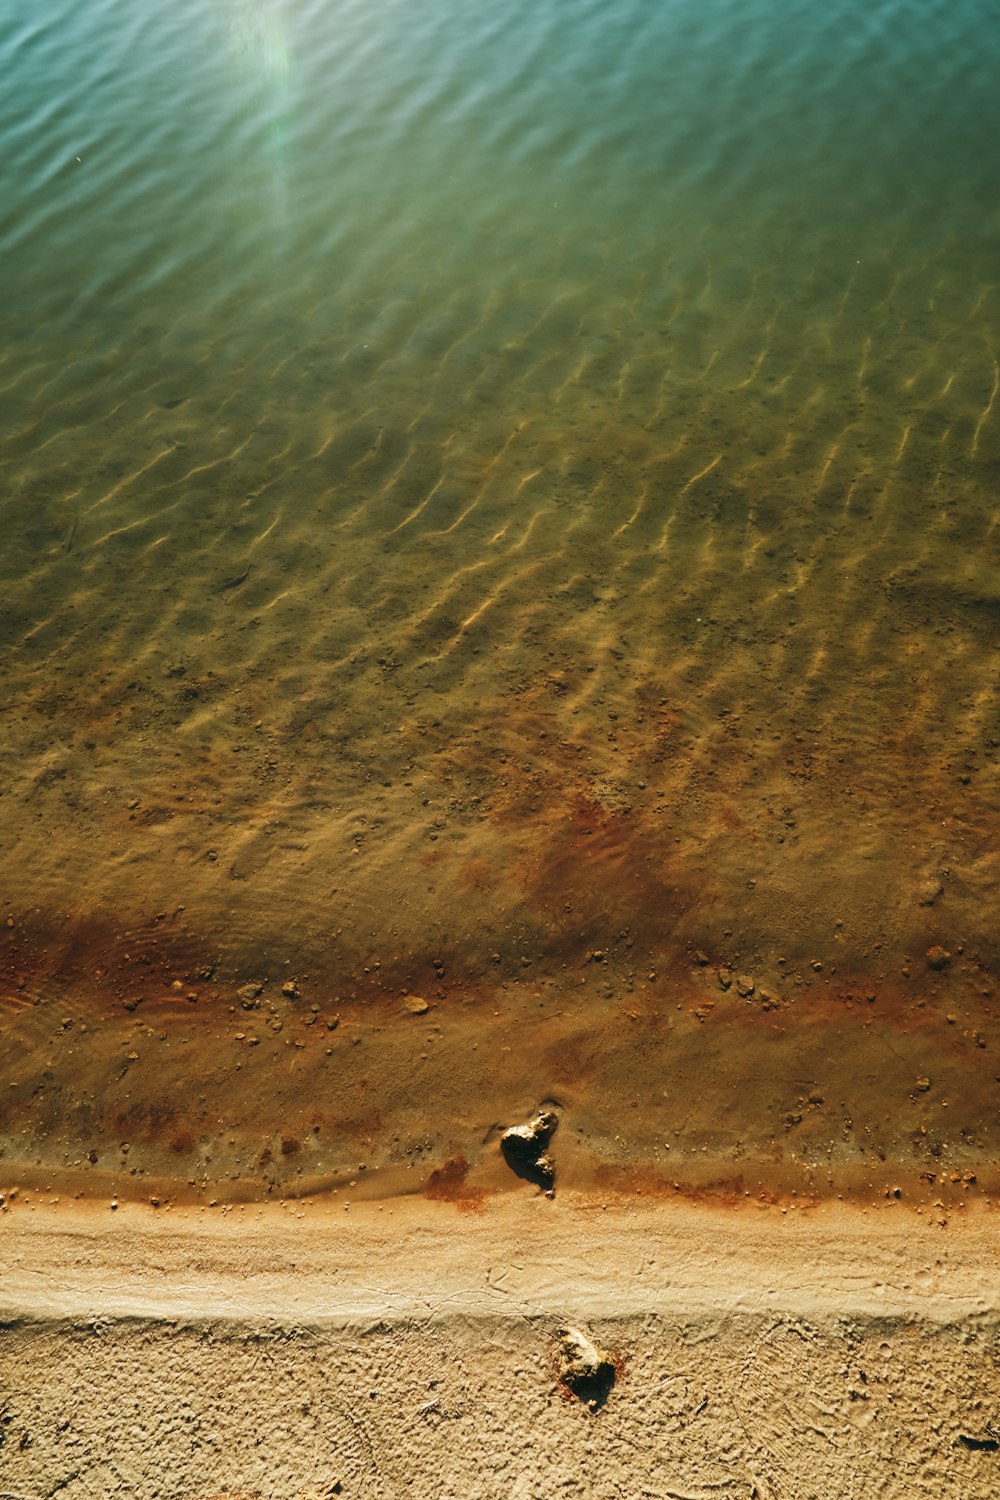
top-left (2, 0), bottom-right (1000, 1206)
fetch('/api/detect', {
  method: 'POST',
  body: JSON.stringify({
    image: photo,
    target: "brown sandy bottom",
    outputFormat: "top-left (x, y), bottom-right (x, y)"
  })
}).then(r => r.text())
top-left (2, 1198), bottom-right (1000, 1499)
top-left (3, 193), bottom-right (1000, 1209)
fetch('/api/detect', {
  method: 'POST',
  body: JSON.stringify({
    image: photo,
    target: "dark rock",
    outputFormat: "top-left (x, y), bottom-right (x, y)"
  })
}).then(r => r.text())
top-left (500, 1110), bottom-right (558, 1191)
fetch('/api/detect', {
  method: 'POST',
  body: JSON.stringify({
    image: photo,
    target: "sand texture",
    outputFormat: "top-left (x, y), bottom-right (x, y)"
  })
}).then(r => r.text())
top-left (2, 1198), bottom-right (1000, 1499)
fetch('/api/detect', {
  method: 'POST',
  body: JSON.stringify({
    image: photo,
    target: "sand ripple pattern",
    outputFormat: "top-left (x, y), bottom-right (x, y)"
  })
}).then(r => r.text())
top-left (1, 0), bottom-right (999, 978)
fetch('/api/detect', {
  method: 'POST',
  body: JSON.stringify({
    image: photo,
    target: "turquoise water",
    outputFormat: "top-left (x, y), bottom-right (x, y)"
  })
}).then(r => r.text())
top-left (5, 0), bottom-right (999, 318)
top-left (2, 0), bottom-right (1000, 1199)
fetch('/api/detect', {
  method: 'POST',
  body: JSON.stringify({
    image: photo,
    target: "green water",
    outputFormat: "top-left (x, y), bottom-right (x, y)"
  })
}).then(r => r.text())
top-left (3, 0), bottom-right (1000, 907)
top-left (3, 0), bottom-right (1000, 933)
top-left (3, 0), bottom-right (998, 658)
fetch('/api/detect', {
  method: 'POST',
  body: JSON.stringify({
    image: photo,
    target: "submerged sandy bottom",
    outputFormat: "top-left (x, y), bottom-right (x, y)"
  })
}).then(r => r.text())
top-left (4, 283), bottom-right (1000, 1209)
top-left (3, 460), bottom-right (1000, 1210)
top-left (2, 770), bottom-right (999, 1210)
top-left (3, 136), bottom-right (1000, 1208)
top-left (2, 0), bottom-right (1000, 1218)
top-left (2, 1196), bottom-right (1000, 1499)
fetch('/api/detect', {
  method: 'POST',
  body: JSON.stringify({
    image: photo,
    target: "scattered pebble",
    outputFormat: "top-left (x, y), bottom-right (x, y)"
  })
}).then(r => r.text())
top-left (238, 983), bottom-right (264, 1010)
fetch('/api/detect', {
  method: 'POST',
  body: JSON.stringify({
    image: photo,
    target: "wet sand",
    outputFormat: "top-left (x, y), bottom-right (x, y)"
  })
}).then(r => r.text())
top-left (3, 1195), bottom-right (1000, 1498)
top-left (2, 701), bottom-right (999, 1210)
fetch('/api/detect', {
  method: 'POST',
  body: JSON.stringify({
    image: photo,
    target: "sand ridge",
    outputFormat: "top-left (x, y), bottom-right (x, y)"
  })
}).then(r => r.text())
top-left (1, 1194), bottom-right (998, 1327)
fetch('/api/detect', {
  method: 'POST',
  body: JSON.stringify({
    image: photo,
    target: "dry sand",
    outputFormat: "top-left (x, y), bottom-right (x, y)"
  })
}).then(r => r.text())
top-left (2, 1194), bottom-right (1000, 1499)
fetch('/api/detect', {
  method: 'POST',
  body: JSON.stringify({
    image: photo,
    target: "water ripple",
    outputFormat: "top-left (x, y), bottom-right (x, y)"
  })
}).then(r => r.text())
top-left (1, 0), bottom-right (999, 1035)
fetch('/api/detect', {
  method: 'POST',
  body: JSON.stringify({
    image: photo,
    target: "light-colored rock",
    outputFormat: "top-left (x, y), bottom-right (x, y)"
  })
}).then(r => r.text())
top-left (500, 1110), bottom-right (558, 1189)
top-left (238, 983), bottom-right (263, 1010)
top-left (556, 1325), bottom-right (615, 1406)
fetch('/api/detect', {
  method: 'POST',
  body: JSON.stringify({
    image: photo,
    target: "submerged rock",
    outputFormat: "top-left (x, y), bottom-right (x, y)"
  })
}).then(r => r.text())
top-left (500, 1109), bottom-right (558, 1191)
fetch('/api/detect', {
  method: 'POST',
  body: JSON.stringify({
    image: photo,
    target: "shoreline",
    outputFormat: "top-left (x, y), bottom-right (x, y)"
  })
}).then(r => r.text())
top-left (3, 1192), bottom-right (999, 1327)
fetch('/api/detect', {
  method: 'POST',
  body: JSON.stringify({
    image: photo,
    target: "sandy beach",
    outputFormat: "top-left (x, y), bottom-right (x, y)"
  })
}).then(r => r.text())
top-left (2, 1194), bottom-right (1000, 1498)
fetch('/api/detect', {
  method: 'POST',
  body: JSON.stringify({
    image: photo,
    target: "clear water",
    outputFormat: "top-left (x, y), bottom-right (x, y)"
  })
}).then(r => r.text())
top-left (2, 0), bottom-right (1000, 1204)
